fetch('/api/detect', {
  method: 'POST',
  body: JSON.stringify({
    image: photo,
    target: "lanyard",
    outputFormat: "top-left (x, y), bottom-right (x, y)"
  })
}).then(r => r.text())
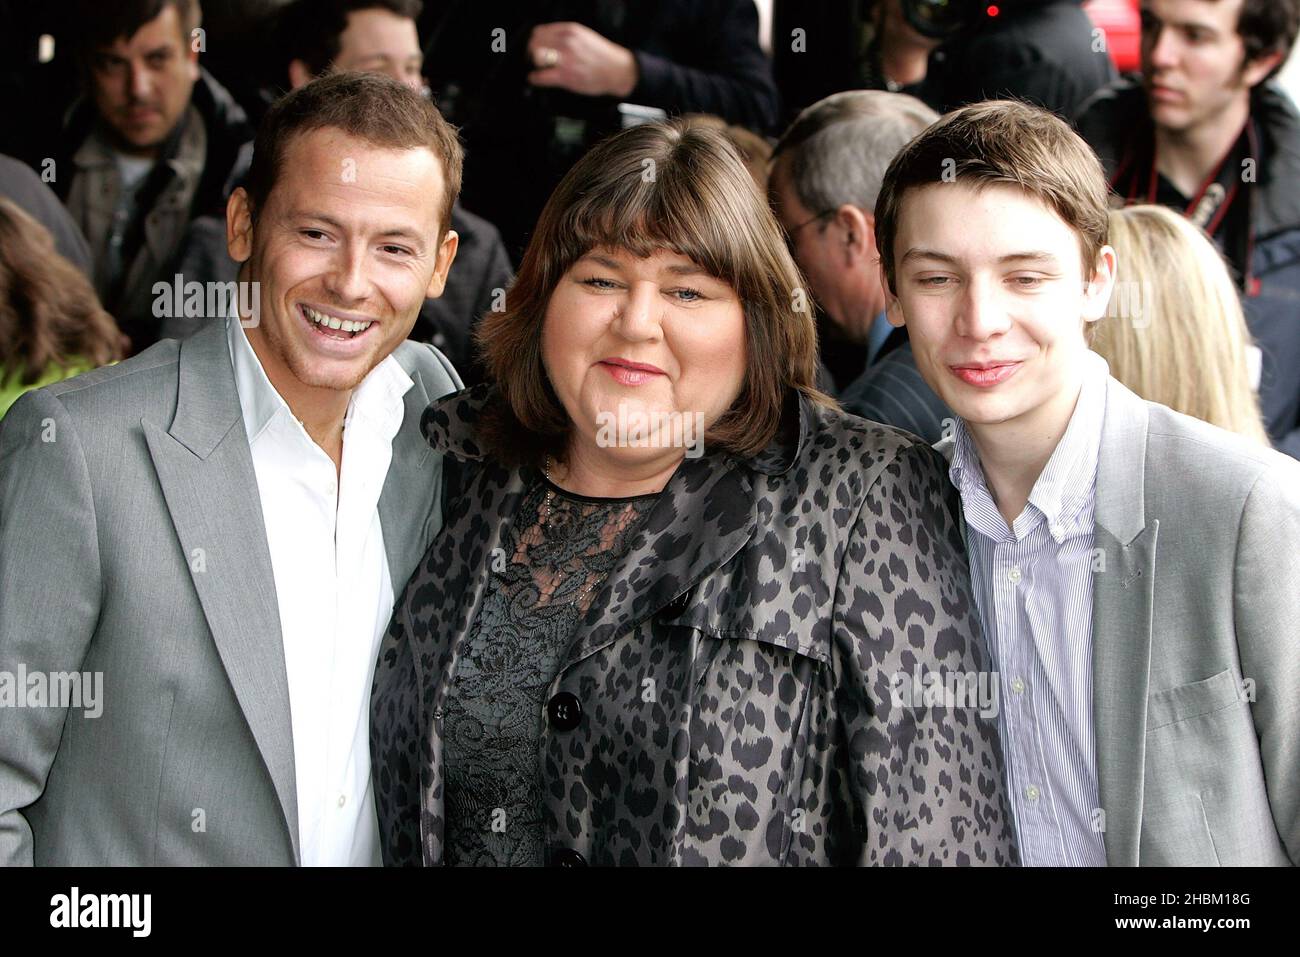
top-left (1111, 119), bottom-right (1260, 295)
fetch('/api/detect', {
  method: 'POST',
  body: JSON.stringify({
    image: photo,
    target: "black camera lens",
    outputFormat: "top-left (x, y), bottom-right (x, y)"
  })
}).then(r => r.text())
top-left (902, 0), bottom-right (979, 39)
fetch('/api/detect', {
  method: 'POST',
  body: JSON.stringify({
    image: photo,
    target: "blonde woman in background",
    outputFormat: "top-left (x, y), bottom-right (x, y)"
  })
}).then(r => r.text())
top-left (1097, 204), bottom-right (1270, 444)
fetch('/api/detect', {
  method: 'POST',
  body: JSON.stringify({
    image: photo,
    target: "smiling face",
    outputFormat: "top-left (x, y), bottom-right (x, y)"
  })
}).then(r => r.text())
top-left (86, 4), bottom-right (199, 156)
top-left (227, 126), bottom-right (457, 399)
top-left (541, 246), bottom-right (747, 468)
top-left (1139, 0), bottom-right (1278, 133)
top-left (884, 182), bottom-right (1115, 434)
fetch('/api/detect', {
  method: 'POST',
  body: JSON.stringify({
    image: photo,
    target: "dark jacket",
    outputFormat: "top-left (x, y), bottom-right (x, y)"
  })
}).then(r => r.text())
top-left (410, 205), bottom-right (514, 386)
top-left (426, 0), bottom-right (779, 259)
top-left (371, 385), bottom-right (1018, 866)
top-left (53, 68), bottom-right (254, 351)
top-left (840, 329), bottom-right (952, 445)
top-left (1076, 78), bottom-right (1300, 458)
top-left (922, 0), bottom-right (1115, 117)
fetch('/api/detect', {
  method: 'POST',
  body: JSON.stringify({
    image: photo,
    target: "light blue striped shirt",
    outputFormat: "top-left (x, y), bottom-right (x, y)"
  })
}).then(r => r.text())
top-left (948, 351), bottom-right (1110, 867)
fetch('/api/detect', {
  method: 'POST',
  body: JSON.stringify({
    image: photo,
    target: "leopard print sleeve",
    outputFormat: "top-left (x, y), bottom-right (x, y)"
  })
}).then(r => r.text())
top-left (371, 589), bottom-right (426, 867)
top-left (828, 442), bottom-right (1019, 866)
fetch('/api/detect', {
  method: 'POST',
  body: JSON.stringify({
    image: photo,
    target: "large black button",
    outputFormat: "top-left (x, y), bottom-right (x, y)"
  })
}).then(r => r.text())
top-left (549, 847), bottom-right (587, 867)
top-left (547, 692), bottom-right (582, 731)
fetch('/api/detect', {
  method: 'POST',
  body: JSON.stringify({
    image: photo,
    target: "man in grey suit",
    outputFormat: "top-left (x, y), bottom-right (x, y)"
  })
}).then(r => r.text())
top-left (0, 72), bottom-right (464, 865)
top-left (874, 99), bottom-right (1299, 866)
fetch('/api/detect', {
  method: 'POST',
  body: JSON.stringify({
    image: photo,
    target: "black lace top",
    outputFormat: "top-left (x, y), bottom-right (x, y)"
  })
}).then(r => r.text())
top-left (442, 477), bottom-right (657, 866)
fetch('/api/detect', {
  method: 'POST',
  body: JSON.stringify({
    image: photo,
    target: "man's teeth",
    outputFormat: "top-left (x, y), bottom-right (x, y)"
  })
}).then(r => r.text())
top-left (303, 306), bottom-right (372, 333)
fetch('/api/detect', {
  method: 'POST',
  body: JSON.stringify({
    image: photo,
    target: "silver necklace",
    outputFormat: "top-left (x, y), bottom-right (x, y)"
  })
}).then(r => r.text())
top-left (541, 455), bottom-right (600, 608)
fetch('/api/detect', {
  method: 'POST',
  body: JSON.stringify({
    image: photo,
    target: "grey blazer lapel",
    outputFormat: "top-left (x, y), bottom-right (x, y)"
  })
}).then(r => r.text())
top-left (141, 321), bottom-right (299, 863)
top-left (1092, 378), bottom-right (1158, 867)
top-left (378, 369), bottom-right (436, 588)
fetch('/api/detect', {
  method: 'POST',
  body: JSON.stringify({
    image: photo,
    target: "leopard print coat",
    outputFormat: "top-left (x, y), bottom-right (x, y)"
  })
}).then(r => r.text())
top-left (371, 386), bottom-right (1019, 866)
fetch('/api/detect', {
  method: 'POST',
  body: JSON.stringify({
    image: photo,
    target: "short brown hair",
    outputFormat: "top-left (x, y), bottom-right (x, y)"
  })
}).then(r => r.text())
top-left (0, 199), bottom-right (127, 384)
top-left (276, 0), bottom-right (424, 80)
top-left (245, 71), bottom-right (462, 239)
top-left (1230, 0), bottom-right (1300, 79)
top-left (477, 119), bottom-right (832, 468)
top-left (72, 0), bottom-right (202, 57)
top-left (679, 114), bottom-right (774, 190)
top-left (875, 99), bottom-right (1110, 293)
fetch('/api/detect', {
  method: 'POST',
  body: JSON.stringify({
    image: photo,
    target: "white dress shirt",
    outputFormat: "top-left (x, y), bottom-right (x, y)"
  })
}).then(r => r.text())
top-left (228, 317), bottom-right (412, 866)
top-left (949, 350), bottom-right (1111, 866)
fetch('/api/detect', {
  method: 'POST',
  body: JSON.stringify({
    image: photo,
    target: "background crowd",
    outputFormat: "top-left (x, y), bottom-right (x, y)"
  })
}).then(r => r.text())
top-left (2, 0), bottom-right (1299, 870)
top-left (1, 0), bottom-right (1298, 454)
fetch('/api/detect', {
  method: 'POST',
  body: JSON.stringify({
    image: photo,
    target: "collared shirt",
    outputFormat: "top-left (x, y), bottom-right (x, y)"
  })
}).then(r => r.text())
top-left (227, 316), bottom-right (412, 866)
top-left (865, 311), bottom-right (894, 366)
top-left (948, 350), bottom-right (1110, 867)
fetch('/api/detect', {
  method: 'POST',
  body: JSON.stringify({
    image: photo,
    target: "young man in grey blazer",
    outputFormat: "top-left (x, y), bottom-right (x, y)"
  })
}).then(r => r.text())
top-left (0, 72), bottom-right (463, 865)
top-left (875, 99), bottom-right (1300, 866)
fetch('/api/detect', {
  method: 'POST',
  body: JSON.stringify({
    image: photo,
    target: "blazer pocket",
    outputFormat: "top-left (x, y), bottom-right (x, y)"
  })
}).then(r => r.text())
top-left (1147, 669), bottom-right (1241, 732)
top-left (1140, 791), bottom-right (1221, 866)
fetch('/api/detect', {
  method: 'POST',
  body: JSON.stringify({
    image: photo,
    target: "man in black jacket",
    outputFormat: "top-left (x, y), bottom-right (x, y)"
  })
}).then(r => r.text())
top-left (1076, 0), bottom-right (1300, 458)
top-left (921, 0), bottom-right (1116, 117)
top-left (52, 0), bottom-right (253, 352)
top-left (422, 0), bottom-right (780, 260)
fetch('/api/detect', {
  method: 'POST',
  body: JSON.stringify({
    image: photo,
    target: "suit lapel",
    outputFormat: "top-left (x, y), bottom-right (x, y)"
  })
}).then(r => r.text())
top-left (378, 369), bottom-right (435, 588)
top-left (142, 321), bottom-right (299, 863)
top-left (1092, 378), bottom-right (1157, 866)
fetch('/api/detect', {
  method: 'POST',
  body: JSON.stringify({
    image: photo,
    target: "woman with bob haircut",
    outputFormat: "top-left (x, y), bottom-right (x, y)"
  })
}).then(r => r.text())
top-left (1095, 205), bottom-right (1270, 445)
top-left (371, 120), bottom-right (1017, 866)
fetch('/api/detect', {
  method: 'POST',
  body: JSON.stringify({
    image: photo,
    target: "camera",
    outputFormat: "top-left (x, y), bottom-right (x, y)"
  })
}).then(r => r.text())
top-left (902, 0), bottom-right (1057, 39)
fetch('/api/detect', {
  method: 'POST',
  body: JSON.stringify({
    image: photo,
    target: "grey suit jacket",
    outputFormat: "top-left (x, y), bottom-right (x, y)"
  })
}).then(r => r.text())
top-left (0, 319), bottom-right (461, 865)
top-left (1091, 378), bottom-right (1298, 866)
top-left (942, 377), bottom-right (1300, 866)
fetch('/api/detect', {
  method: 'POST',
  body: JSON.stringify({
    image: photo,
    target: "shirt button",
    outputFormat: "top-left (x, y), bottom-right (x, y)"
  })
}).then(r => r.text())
top-left (337, 794), bottom-right (347, 808)
top-left (1051, 523), bottom-right (1066, 538)
top-left (1011, 677), bottom-right (1026, 695)
top-left (1007, 565), bottom-right (1022, 584)
top-left (1025, 785), bottom-right (1040, 802)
